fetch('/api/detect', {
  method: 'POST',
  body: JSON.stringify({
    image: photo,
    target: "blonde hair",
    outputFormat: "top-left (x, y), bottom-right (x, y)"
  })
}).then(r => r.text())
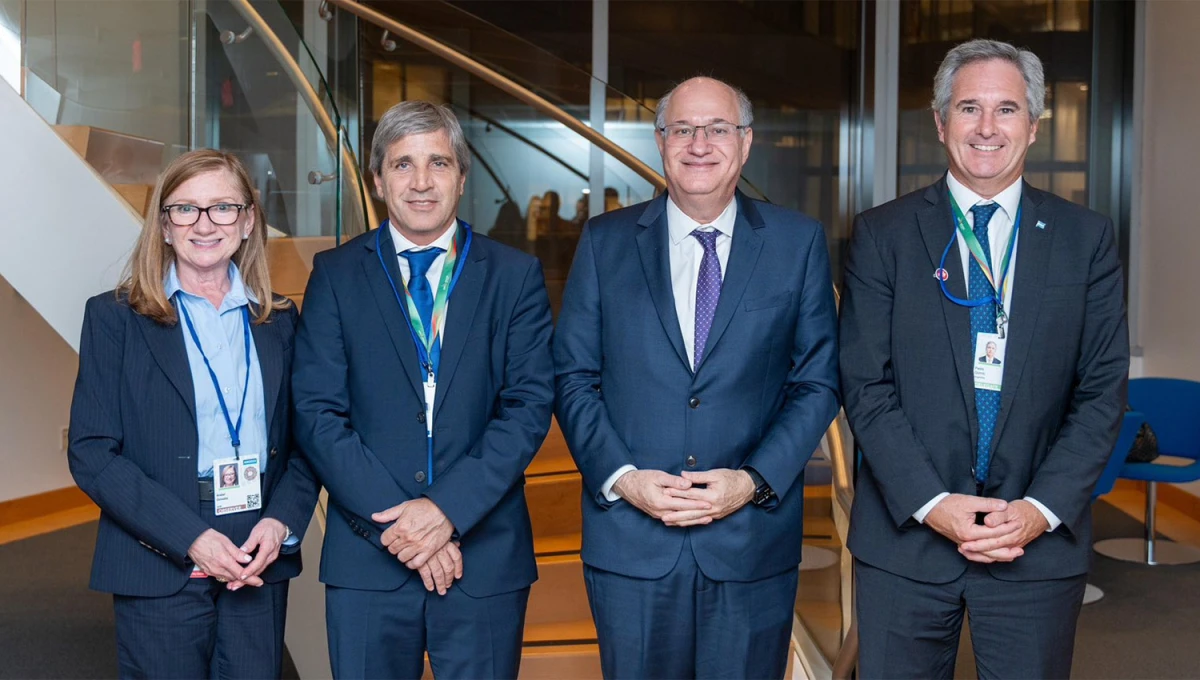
top-left (119, 149), bottom-right (288, 325)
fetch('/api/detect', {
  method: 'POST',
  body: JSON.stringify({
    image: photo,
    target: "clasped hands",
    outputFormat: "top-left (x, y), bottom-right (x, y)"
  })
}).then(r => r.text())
top-left (186, 518), bottom-right (289, 591)
top-left (923, 494), bottom-right (1049, 563)
top-left (372, 499), bottom-right (461, 595)
top-left (613, 468), bottom-right (756, 527)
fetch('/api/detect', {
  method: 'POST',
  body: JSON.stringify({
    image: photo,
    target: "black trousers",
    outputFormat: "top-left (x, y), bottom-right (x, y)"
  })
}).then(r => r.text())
top-left (584, 534), bottom-right (799, 680)
top-left (855, 558), bottom-right (1086, 680)
top-left (325, 580), bottom-right (530, 680)
top-left (112, 501), bottom-right (288, 679)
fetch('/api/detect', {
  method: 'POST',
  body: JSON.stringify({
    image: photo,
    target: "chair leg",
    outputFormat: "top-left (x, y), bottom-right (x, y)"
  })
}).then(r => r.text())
top-left (1095, 480), bottom-right (1200, 565)
top-left (1146, 481), bottom-right (1158, 565)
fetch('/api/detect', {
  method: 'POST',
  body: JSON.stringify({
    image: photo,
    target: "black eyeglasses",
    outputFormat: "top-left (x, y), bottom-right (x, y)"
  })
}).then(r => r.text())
top-left (161, 203), bottom-right (247, 227)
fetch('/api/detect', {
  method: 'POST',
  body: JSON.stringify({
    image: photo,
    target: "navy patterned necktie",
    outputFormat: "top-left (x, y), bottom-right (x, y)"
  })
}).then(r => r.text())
top-left (692, 229), bottom-right (722, 370)
top-left (969, 202), bottom-right (1000, 484)
top-left (401, 247), bottom-right (445, 370)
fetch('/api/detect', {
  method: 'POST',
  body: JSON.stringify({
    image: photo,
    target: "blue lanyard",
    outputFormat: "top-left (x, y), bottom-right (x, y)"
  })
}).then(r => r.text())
top-left (937, 204), bottom-right (1022, 314)
top-left (375, 220), bottom-right (473, 376)
top-left (375, 220), bottom-right (473, 486)
top-left (178, 300), bottom-right (252, 457)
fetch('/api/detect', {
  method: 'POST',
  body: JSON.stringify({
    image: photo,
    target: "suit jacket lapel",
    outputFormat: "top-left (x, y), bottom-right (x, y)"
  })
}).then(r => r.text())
top-left (135, 313), bottom-right (196, 420)
top-left (917, 179), bottom-right (978, 432)
top-left (636, 197), bottom-right (691, 373)
top-left (697, 192), bottom-right (763, 370)
top-left (250, 306), bottom-right (283, 437)
top-left (362, 226), bottom-right (425, 404)
top-left (433, 223), bottom-right (485, 419)
top-left (990, 184), bottom-right (1051, 451)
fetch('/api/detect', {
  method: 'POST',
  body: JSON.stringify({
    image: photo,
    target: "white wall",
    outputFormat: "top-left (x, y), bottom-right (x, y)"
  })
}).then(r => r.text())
top-left (0, 277), bottom-right (79, 502)
top-left (1137, 0), bottom-right (1200, 380)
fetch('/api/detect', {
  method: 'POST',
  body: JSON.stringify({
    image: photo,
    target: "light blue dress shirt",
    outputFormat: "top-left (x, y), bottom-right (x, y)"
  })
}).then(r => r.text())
top-left (165, 262), bottom-right (269, 479)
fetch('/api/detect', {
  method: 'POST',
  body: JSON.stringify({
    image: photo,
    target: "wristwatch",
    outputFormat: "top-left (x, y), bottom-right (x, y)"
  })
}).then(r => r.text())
top-left (281, 524), bottom-right (293, 543)
top-left (744, 467), bottom-right (776, 506)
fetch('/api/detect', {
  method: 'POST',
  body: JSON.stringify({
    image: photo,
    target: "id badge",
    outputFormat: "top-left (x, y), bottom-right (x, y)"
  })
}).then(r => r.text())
top-left (973, 332), bottom-right (1006, 392)
top-left (213, 456), bottom-right (263, 516)
top-left (423, 377), bottom-right (436, 437)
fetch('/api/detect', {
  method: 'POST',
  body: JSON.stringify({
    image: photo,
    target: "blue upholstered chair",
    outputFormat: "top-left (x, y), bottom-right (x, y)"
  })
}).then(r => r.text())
top-left (1094, 378), bottom-right (1200, 565)
top-left (1083, 410), bottom-right (1144, 604)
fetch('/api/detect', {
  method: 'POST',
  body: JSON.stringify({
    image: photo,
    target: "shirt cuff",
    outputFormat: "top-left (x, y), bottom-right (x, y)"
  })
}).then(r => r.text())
top-left (914, 492), bottom-right (950, 524)
top-left (282, 533), bottom-right (300, 547)
top-left (1023, 497), bottom-right (1062, 532)
top-left (600, 465), bottom-right (638, 502)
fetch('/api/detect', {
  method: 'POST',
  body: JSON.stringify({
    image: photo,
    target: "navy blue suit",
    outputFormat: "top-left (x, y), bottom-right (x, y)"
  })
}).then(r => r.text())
top-left (292, 223), bottom-right (554, 678)
top-left (68, 293), bottom-right (319, 678)
top-left (555, 192), bottom-right (840, 678)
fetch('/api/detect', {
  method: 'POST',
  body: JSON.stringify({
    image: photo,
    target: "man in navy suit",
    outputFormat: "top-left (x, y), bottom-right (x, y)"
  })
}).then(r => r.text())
top-left (840, 40), bottom-right (1128, 678)
top-left (293, 102), bottom-right (554, 679)
top-left (554, 77), bottom-right (840, 678)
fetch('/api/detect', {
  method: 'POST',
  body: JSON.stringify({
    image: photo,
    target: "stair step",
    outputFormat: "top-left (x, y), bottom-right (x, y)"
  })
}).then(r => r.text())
top-left (526, 472), bottom-right (581, 538)
top-left (266, 236), bottom-right (335, 300)
top-left (534, 532), bottom-right (581, 556)
top-left (527, 554), bottom-right (589, 626)
top-left (518, 644), bottom-right (602, 680)
top-left (113, 184), bottom-right (153, 216)
top-left (526, 420), bottom-right (576, 477)
top-left (54, 125), bottom-right (164, 184)
top-left (524, 618), bottom-right (597, 645)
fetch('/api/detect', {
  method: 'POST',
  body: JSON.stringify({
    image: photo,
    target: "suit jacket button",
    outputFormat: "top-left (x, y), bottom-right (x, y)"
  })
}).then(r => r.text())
top-left (686, 455), bottom-right (697, 467)
top-left (415, 471), bottom-right (427, 483)
top-left (417, 411), bottom-right (426, 424)
top-left (688, 397), bottom-right (700, 409)
top-left (269, 447), bottom-right (278, 457)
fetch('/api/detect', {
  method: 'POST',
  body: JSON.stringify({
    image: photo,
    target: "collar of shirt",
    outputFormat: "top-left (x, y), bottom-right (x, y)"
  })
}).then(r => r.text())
top-left (665, 195), bottom-right (737, 245)
top-left (946, 171), bottom-right (1023, 226)
top-left (389, 217), bottom-right (458, 255)
top-left (163, 261), bottom-right (258, 312)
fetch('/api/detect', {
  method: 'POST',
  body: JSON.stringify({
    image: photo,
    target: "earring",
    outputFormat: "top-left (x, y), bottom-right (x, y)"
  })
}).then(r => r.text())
top-left (165, 238), bottom-right (172, 245)
top-left (242, 233), bottom-right (249, 240)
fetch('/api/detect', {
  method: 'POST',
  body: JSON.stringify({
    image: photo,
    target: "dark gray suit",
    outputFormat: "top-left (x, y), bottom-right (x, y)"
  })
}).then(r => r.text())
top-left (839, 177), bottom-right (1128, 678)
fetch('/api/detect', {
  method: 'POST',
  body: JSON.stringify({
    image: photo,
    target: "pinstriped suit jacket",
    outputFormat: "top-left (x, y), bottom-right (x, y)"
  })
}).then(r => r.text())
top-left (68, 292), bottom-right (319, 597)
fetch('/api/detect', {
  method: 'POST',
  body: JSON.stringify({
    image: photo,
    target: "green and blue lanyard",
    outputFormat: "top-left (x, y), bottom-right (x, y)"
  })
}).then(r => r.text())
top-left (937, 192), bottom-right (1021, 337)
top-left (177, 299), bottom-right (252, 464)
top-left (376, 220), bottom-right (473, 486)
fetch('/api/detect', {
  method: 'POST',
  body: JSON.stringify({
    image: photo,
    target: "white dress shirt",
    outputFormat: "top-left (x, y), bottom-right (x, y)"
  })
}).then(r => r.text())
top-left (913, 173), bottom-right (1060, 532)
top-left (599, 197), bottom-right (738, 502)
top-left (389, 217), bottom-right (458, 344)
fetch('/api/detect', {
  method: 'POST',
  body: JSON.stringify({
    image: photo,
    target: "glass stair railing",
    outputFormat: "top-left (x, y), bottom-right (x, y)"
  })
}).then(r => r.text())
top-left (4, 0), bottom-right (374, 307)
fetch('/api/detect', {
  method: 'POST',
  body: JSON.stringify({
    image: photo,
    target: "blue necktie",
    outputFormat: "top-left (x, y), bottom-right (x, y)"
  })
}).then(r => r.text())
top-left (969, 202), bottom-right (1000, 484)
top-left (401, 247), bottom-right (445, 371)
top-left (692, 229), bottom-right (723, 370)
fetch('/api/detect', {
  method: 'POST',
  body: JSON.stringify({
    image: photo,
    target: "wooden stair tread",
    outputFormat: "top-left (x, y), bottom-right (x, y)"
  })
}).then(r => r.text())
top-left (526, 420), bottom-right (576, 476)
top-left (534, 532), bottom-right (581, 556)
top-left (524, 618), bottom-right (597, 645)
top-left (518, 643), bottom-right (602, 679)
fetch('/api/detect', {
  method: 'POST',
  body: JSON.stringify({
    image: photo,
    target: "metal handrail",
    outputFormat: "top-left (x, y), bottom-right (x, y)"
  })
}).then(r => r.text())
top-left (325, 0), bottom-right (667, 192)
top-left (227, 0), bottom-right (378, 231)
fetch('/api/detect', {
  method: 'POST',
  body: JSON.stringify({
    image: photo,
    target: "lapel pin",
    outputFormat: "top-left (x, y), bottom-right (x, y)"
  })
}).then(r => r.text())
top-left (1035, 220), bottom-right (1046, 230)
top-left (933, 268), bottom-right (949, 281)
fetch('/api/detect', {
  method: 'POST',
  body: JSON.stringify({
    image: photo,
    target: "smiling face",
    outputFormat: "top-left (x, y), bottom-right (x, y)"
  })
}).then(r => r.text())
top-left (221, 465), bottom-right (237, 487)
top-left (161, 169), bottom-right (253, 279)
top-left (373, 129), bottom-right (466, 246)
top-left (656, 78), bottom-right (752, 219)
top-left (936, 59), bottom-right (1038, 199)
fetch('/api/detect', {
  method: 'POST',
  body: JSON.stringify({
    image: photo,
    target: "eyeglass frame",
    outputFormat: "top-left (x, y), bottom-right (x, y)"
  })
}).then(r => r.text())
top-left (656, 122), bottom-right (750, 144)
top-left (161, 203), bottom-right (248, 227)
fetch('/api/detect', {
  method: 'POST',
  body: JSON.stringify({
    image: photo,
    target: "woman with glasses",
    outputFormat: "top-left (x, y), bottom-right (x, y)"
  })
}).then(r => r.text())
top-left (67, 149), bottom-right (318, 679)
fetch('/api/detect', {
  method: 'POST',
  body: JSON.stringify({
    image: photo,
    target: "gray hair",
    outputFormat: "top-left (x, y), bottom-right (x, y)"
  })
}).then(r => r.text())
top-left (932, 39), bottom-right (1045, 124)
top-left (655, 77), bottom-right (754, 131)
top-left (369, 101), bottom-right (471, 178)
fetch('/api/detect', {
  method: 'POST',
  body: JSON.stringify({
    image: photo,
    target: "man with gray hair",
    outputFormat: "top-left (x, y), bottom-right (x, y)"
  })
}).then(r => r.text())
top-left (840, 39), bottom-right (1128, 677)
top-left (556, 76), bottom-right (839, 677)
top-left (294, 100), bottom-right (554, 678)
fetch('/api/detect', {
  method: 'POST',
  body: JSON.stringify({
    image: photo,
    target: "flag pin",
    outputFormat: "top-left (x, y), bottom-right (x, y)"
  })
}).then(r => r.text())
top-left (1035, 220), bottom-right (1047, 230)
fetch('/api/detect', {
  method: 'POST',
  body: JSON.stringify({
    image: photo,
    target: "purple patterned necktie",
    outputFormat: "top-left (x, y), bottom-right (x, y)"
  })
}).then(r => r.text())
top-left (692, 228), bottom-right (723, 370)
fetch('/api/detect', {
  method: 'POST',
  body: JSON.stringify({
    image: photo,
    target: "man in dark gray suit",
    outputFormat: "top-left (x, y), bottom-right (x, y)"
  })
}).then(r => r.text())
top-left (840, 39), bottom-right (1128, 679)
